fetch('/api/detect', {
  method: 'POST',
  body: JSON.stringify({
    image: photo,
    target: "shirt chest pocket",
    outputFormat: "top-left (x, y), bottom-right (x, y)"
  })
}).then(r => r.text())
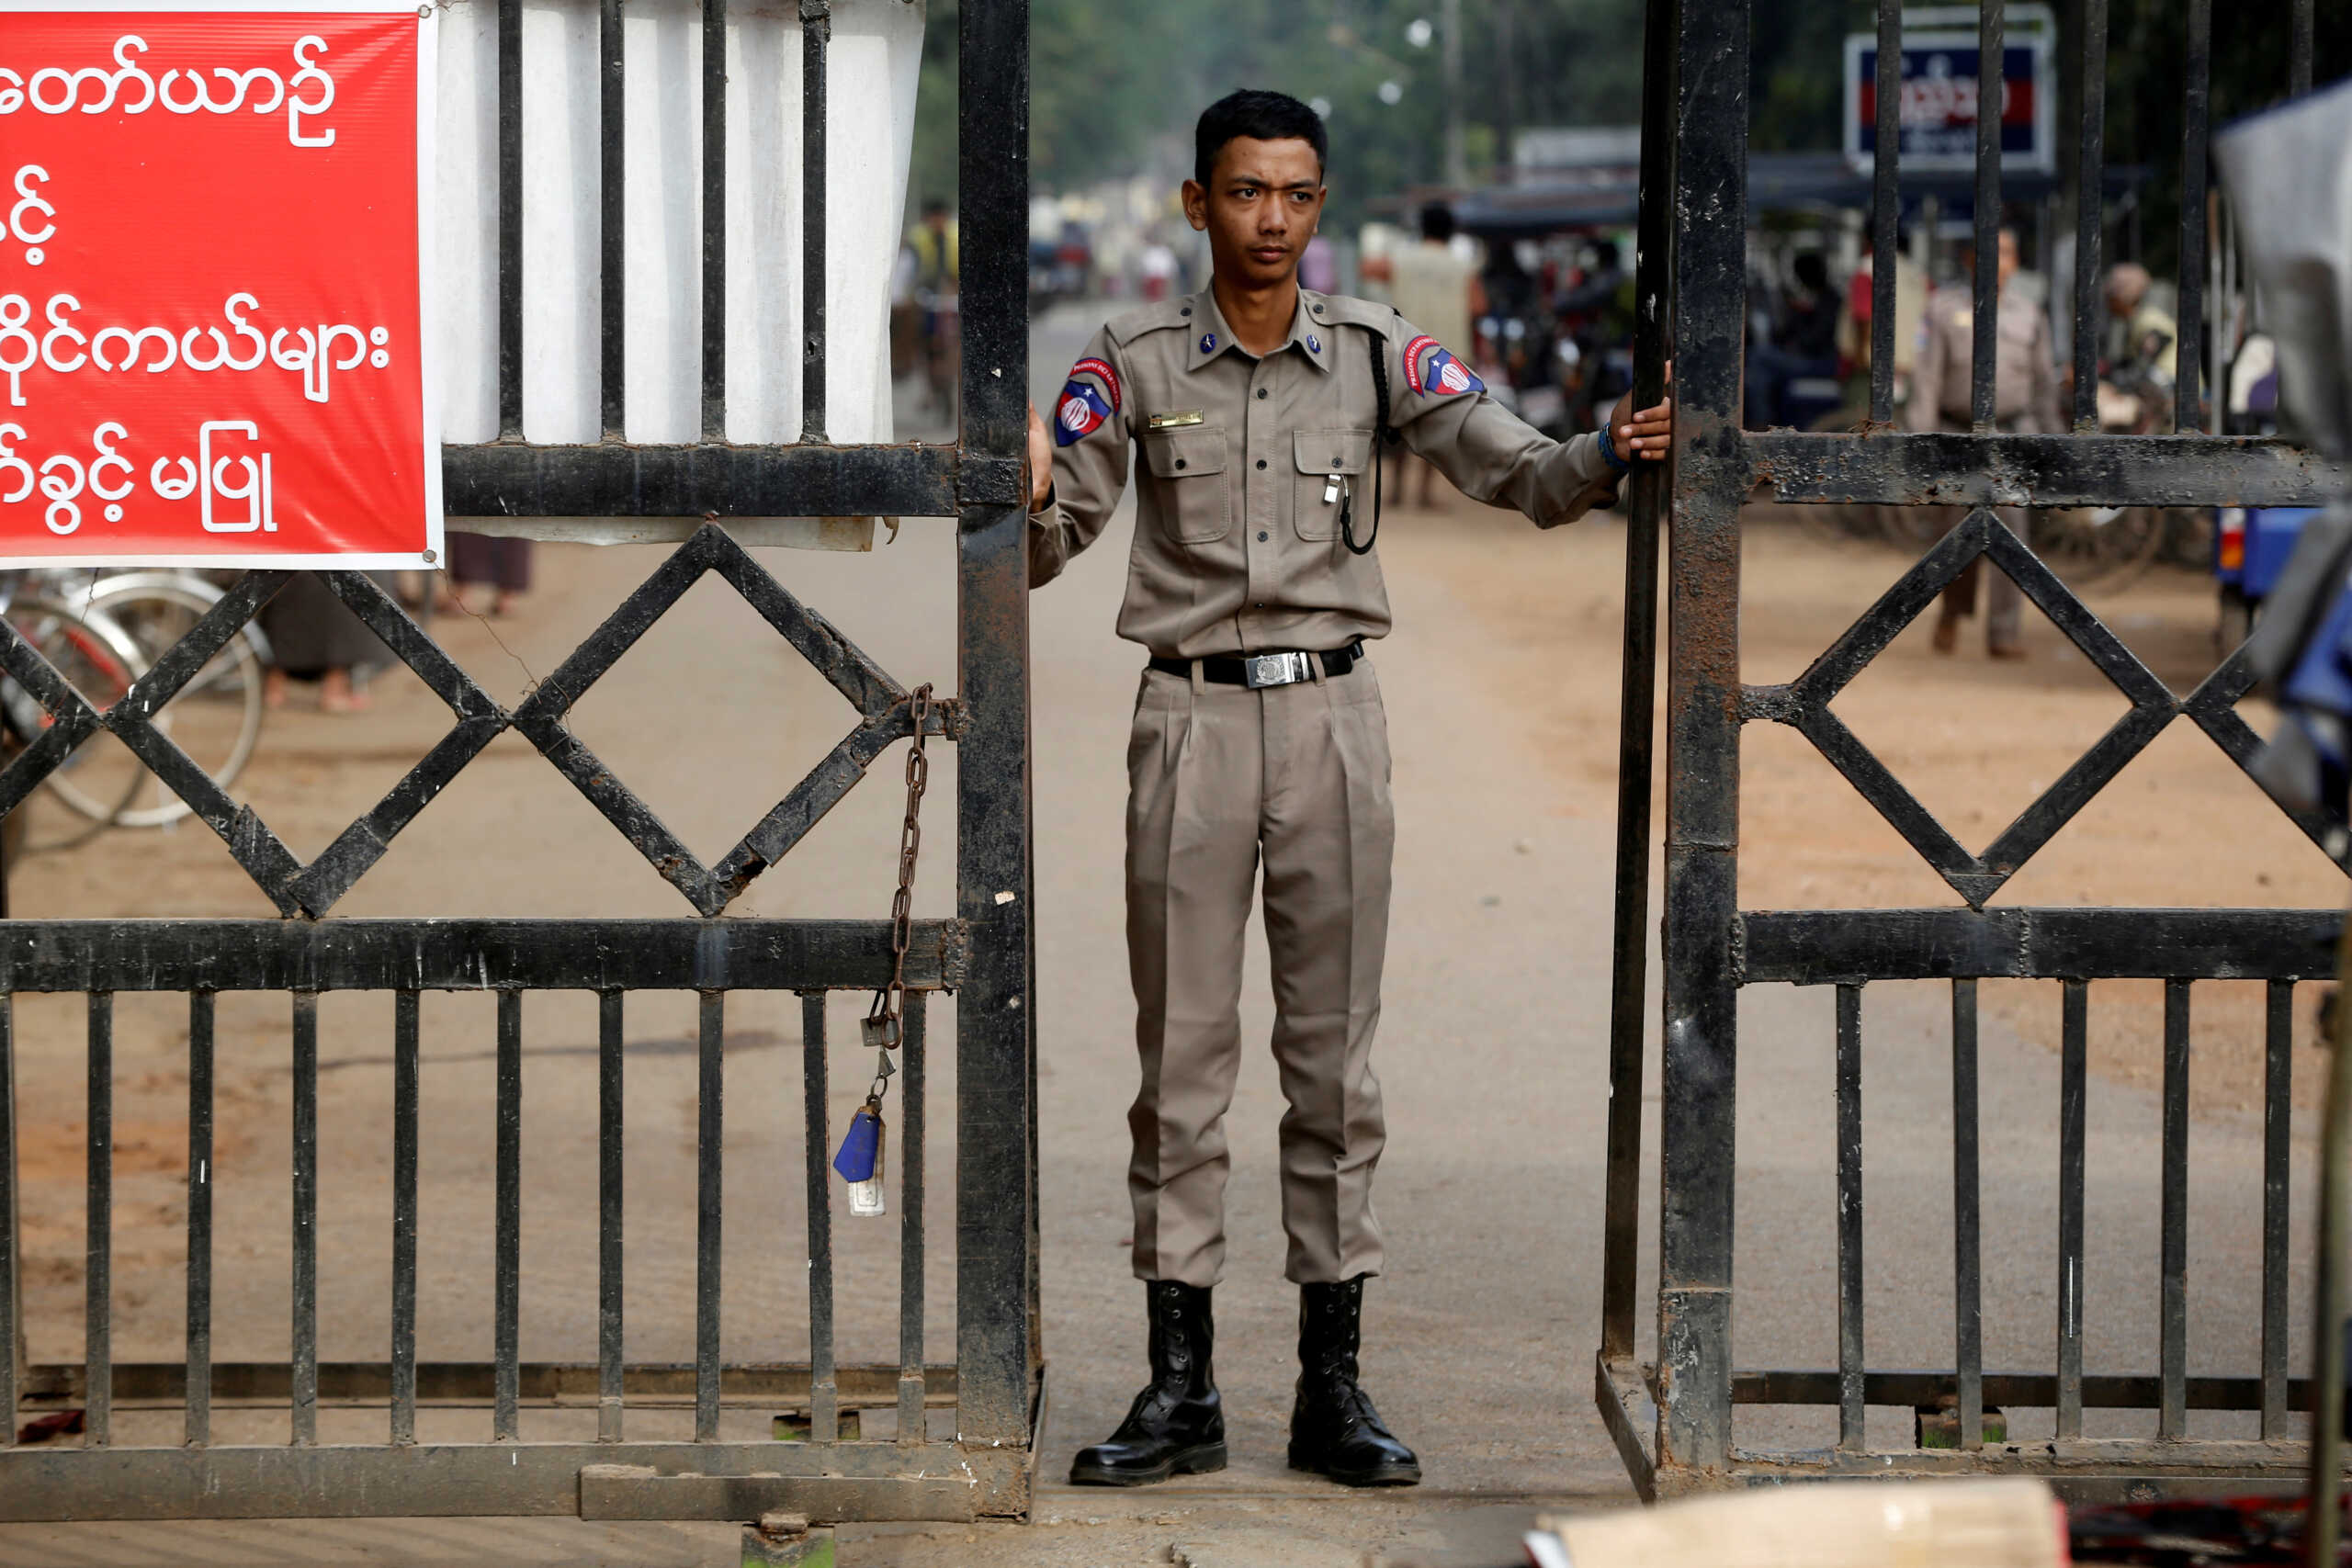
top-left (1292, 429), bottom-right (1376, 541)
top-left (1142, 426), bottom-right (1231, 544)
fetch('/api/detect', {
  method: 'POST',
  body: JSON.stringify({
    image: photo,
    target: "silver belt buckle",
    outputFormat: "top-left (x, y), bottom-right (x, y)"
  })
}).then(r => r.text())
top-left (1244, 651), bottom-right (1311, 689)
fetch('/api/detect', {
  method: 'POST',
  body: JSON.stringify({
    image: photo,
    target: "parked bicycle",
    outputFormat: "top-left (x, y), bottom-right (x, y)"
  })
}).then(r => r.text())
top-left (0, 567), bottom-right (270, 845)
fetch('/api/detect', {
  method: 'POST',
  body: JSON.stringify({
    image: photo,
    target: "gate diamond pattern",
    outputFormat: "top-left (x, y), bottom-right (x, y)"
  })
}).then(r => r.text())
top-left (0, 524), bottom-right (936, 919)
top-left (1747, 507), bottom-right (2344, 910)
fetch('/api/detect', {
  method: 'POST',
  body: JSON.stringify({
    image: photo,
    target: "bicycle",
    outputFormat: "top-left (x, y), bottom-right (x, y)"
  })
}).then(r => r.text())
top-left (0, 568), bottom-right (270, 838)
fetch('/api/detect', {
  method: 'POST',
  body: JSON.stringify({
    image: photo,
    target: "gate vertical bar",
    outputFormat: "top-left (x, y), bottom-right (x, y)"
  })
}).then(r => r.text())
top-left (85, 992), bottom-right (109, 1449)
top-left (2262, 979), bottom-right (2291, 1438)
top-left (699, 0), bottom-right (728, 441)
top-left (1835, 985), bottom-right (1864, 1451)
top-left (494, 991), bottom-right (522, 1441)
top-left (802, 993), bottom-right (837, 1443)
top-left (2070, 0), bottom-right (2108, 431)
top-left (695, 990), bottom-right (723, 1441)
top-left (1656, 0), bottom-right (1748, 1479)
top-left (955, 0), bottom-right (1039, 1462)
top-left (1969, 0), bottom-right (2003, 432)
top-left (597, 990), bottom-right (624, 1443)
top-left (799, 0), bottom-right (831, 443)
top-left (1599, 0), bottom-right (1679, 1368)
top-left (291, 993), bottom-right (318, 1446)
top-left (185, 991), bottom-right (213, 1447)
top-left (2159, 980), bottom-right (2190, 1438)
top-left (1952, 979), bottom-right (1984, 1449)
top-left (390, 990), bottom-right (419, 1445)
top-left (1867, 0), bottom-right (1901, 423)
top-left (2175, 0), bottom-right (2211, 433)
top-left (495, 0), bottom-right (522, 441)
top-left (597, 0), bottom-right (624, 439)
top-left (2057, 980), bottom-right (2088, 1439)
top-left (899, 993), bottom-right (928, 1442)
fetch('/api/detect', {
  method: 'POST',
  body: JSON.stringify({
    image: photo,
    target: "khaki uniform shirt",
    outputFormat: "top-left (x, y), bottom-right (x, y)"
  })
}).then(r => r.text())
top-left (1029, 287), bottom-right (1619, 659)
top-left (1906, 282), bottom-right (2063, 434)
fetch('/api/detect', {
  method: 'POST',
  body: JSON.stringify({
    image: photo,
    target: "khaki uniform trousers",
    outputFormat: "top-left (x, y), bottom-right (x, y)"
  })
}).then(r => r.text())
top-left (1125, 657), bottom-right (1395, 1289)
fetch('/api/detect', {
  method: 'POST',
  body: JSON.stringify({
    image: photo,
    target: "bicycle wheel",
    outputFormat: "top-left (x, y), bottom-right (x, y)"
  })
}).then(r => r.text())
top-left (6, 595), bottom-right (152, 839)
top-left (79, 573), bottom-right (268, 826)
top-left (2032, 506), bottom-right (2165, 594)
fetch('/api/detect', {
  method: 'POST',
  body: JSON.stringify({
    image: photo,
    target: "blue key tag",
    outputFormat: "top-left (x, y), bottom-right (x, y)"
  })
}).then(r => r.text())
top-left (833, 1097), bottom-right (887, 1217)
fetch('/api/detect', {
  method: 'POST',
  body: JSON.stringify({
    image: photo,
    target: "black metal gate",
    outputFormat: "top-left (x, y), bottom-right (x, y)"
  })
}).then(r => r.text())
top-left (1602, 0), bottom-right (2351, 1499)
top-left (0, 0), bottom-right (1038, 1525)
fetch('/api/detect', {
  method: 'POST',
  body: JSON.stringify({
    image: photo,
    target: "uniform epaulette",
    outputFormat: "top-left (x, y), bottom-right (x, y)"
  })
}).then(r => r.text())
top-left (1105, 297), bottom-right (1196, 348)
top-left (1307, 293), bottom-right (1401, 333)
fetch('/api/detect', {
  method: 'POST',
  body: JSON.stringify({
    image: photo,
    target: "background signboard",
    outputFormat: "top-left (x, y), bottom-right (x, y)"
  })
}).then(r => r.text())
top-left (1843, 5), bottom-right (2057, 176)
top-left (0, 0), bottom-right (439, 566)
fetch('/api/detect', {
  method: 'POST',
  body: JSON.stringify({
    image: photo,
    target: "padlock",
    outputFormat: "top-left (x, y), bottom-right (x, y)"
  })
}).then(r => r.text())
top-left (832, 1098), bottom-right (888, 1217)
top-left (862, 1012), bottom-right (896, 1051)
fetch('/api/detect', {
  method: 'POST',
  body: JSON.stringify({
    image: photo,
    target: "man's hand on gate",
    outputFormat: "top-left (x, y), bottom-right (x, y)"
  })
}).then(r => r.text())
top-left (1608, 359), bottom-right (1676, 465)
top-left (1025, 403), bottom-right (1054, 511)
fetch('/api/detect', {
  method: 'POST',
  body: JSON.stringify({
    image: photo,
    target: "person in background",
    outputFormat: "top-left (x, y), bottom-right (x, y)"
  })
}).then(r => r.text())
top-left (1299, 231), bottom-right (1340, 296)
top-left (262, 573), bottom-right (393, 714)
top-left (1906, 226), bottom-right (2061, 659)
top-left (1744, 252), bottom-right (1841, 429)
top-left (442, 535), bottom-right (533, 618)
top-left (910, 197), bottom-right (961, 414)
top-left (1379, 201), bottom-right (1485, 507)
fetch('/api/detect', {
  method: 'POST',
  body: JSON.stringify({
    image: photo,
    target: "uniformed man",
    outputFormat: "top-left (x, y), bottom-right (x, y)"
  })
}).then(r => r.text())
top-left (1905, 226), bottom-right (2061, 658)
top-left (1021, 90), bottom-right (1674, 1490)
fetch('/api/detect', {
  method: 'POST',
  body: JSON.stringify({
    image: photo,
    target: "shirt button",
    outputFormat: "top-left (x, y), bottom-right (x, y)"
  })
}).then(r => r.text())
top-left (1256, 388), bottom-right (1268, 400)
top-left (1258, 531), bottom-right (1269, 542)
top-left (1181, 306), bottom-right (1193, 316)
top-left (1256, 458), bottom-right (1267, 469)
top-left (1175, 458), bottom-right (1187, 469)
top-left (1254, 602), bottom-right (1266, 609)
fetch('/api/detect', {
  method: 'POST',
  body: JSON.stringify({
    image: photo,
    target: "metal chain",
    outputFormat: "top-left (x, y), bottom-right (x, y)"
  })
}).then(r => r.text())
top-left (865, 683), bottom-right (933, 1101)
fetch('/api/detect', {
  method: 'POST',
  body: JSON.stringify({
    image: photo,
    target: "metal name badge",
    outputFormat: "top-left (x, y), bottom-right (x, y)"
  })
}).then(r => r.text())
top-left (1148, 410), bottom-right (1205, 431)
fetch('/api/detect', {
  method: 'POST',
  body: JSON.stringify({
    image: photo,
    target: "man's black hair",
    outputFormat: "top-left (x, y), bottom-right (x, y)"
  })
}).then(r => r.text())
top-left (922, 196), bottom-right (949, 218)
top-left (1419, 201), bottom-right (1457, 243)
top-left (1792, 252), bottom-right (1830, 293)
top-left (1193, 89), bottom-right (1328, 187)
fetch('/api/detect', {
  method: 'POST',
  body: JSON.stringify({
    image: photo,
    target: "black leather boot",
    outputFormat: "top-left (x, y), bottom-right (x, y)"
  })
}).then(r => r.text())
top-left (1069, 1280), bottom-right (1227, 1485)
top-left (1288, 1275), bottom-right (1421, 1486)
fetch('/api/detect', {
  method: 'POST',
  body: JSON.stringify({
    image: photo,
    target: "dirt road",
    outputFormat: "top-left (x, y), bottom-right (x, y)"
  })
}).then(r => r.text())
top-left (0, 300), bottom-right (2336, 1565)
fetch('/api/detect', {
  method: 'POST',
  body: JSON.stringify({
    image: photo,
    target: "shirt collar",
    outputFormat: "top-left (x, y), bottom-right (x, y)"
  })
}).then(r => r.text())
top-left (1182, 288), bottom-right (1336, 375)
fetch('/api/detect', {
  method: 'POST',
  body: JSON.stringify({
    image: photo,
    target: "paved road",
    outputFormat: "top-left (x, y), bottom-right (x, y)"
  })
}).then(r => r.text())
top-left (0, 302), bottom-right (2320, 1566)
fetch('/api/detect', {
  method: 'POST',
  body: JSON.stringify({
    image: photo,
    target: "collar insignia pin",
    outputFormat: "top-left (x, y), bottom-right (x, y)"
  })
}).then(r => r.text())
top-left (1306, 333), bottom-right (1321, 354)
top-left (1199, 333), bottom-right (1216, 355)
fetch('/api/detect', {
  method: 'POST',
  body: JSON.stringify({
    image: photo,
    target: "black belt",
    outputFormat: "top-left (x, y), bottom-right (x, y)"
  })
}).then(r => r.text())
top-left (1149, 641), bottom-right (1365, 689)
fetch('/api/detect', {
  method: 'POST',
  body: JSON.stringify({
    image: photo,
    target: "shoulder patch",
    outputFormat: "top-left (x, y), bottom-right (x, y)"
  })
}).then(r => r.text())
top-left (1404, 335), bottom-right (1484, 400)
top-left (1054, 355), bottom-right (1120, 447)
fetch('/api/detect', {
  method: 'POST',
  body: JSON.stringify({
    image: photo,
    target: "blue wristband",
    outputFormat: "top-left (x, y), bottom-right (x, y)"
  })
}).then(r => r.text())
top-left (1600, 423), bottom-right (1632, 475)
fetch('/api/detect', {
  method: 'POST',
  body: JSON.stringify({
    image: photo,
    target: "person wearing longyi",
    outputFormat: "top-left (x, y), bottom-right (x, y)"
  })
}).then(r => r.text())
top-left (1023, 89), bottom-right (1674, 1491)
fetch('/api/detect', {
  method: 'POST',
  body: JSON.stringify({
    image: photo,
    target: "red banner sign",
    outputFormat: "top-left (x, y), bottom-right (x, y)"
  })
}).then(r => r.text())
top-left (0, 2), bottom-right (437, 566)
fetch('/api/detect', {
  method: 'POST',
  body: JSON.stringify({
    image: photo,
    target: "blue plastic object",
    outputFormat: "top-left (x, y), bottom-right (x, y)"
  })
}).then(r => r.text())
top-left (832, 1104), bottom-right (882, 1184)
